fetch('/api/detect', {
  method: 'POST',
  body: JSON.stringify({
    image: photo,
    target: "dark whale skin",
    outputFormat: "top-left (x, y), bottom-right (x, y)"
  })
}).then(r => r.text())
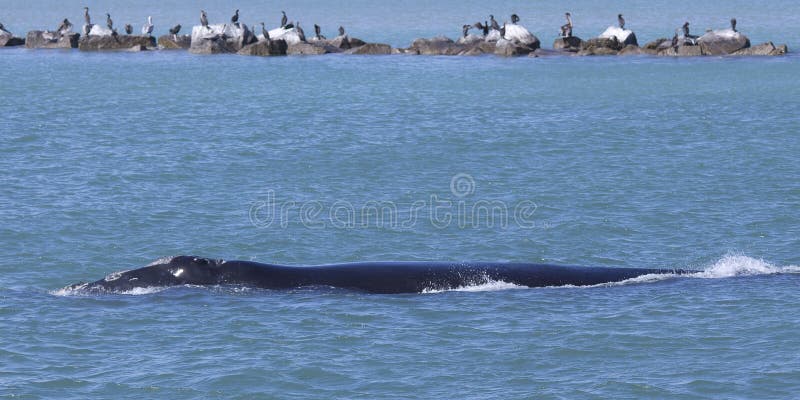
top-left (69, 256), bottom-right (695, 294)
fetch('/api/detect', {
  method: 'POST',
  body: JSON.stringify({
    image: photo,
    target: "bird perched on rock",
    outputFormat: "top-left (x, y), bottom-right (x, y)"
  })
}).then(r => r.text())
top-left (124, 24), bottom-right (132, 35)
top-left (106, 13), bottom-right (113, 30)
top-left (461, 24), bottom-right (471, 38)
top-left (510, 14), bottom-right (520, 24)
top-left (672, 30), bottom-right (680, 51)
top-left (618, 14), bottom-right (626, 29)
top-left (142, 16), bottom-right (153, 36)
top-left (473, 22), bottom-right (489, 36)
top-left (314, 24), bottom-right (325, 40)
top-left (260, 22), bottom-right (270, 41)
top-left (560, 12), bottom-right (573, 37)
top-left (56, 18), bottom-right (73, 35)
top-left (730, 18), bottom-right (737, 32)
top-left (200, 10), bottom-right (209, 29)
top-left (295, 21), bottom-right (306, 42)
top-left (84, 7), bottom-right (91, 25)
top-left (280, 11), bottom-right (288, 28)
top-left (169, 24), bottom-right (181, 39)
top-left (231, 9), bottom-right (239, 27)
top-left (490, 15), bottom-right (500, 30)
top-left (338, 26), bottom-right (346, 36)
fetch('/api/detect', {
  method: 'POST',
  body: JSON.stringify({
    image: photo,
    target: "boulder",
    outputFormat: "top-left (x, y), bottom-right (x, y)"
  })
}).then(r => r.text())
top-left (1, 30), bottom-right (25, 46)
top-left (617, 44), bottom-right (643, 56)
top-left (599, 26), bottom-right (638, 47)
top-left (485, 29), bottom-right (502, 42)
top-left (503, 24), bottom-right (540, 50)
top-left (348, 37), bottom-right (367, 47)
top-left (78, 35), bottom-right (156, 51)
top-left (459, 41), bottom-right (496, 55)
top-left (190, 24), bottom-right (256, 54)
top-left (158, 34), bottom-right (191, 49)
top-left (579, 37), bottom-right (622, 55)
top-left (326, 34), bottom-right (352, 49)
top-left (494, 38), bottom-right (534, 56)
top-left (456, 34), bottom-right (483, 45)
top-left (237, 39), bottom-right (288, 56)
top-left (697, 29), bottom-right (749, 55)
top-left (287, 42), bottom-right (341, 55)
top-left (88, 25), bottom-right (114, 37)
top-left (732, 41), bottom-right (787, 56)
top-left (266, 26), bottom-right (302, 45)
top-left (348, 43), bottom-right (392, 55)
top-left (676, 44), bottom-right (702, 56)
top-left (409, 36), bottom-right (463, 55)
top-left (25, 31), bottom-right (79, 49)
top-left (553, 36), bottom-right (583, 52)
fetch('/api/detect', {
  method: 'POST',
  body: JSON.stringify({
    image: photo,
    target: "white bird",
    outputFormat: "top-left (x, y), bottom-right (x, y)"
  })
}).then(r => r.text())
top-left (142, 16), bottom-right (153, 36)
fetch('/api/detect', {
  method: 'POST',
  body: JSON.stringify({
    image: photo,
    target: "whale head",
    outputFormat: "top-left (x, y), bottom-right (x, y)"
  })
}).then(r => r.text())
top-left (70, 256), bottom-right (226, 293)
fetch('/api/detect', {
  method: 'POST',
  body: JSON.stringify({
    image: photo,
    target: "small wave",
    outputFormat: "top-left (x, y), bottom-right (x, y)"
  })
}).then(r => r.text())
top-left (688, 254), bottom-right (795, 279)
top-left (422, 279), bottom-right (527, 294)
top-left (51, 284), bottom-right (169, 297)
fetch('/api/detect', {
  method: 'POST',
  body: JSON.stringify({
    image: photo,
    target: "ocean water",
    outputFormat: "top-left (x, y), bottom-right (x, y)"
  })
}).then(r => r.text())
top-left (2, 0), bottom-right (800, 398)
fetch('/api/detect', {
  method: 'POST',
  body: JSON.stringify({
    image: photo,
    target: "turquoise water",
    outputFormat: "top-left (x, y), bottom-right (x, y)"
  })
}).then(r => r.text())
top-left (3, 0), bottom-right (800, 398)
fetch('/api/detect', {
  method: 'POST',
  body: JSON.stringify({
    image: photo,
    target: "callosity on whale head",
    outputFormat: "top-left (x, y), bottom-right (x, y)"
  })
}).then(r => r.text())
top-left (69, 256), bottom-right (226, 292)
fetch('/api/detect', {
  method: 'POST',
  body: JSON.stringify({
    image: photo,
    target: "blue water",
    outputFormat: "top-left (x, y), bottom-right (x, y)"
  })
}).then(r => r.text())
top-left (3, 0), bottom-right (800, 398)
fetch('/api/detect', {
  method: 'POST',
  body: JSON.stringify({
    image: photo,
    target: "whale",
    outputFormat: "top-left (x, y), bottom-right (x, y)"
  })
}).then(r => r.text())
top-left (67, 256), bottom-right (696, 294)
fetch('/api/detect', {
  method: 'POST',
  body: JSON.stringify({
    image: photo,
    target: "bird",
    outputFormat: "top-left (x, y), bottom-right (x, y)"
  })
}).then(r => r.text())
top-left (231, 9), bottom-right (239, 27)
top-left (338, 26), bottom-right (345, 36)
top-left (461, 24), bottom-right (471, 38)
top-left (106, 13), bottom-right (113, 30)
top-left (473, 22), bottom-right (489, 36)
top-left (510, 14), bottom-right (520, 24)
top-left (84, 7), bottom-right (91, 25)
top-left (260, 22), bottom-right (270, 41)
top-left (169, 24), bottom-right (181, 39)
top-left (56, 18), bottom-right (72, 35)
top-left (730, 18), bottom-right (737, 32)
top-left (314, 24), bottom-right (325, 40)
top-left (0, 22), bottom-right (8, 34)
top-left (672, 30), bottom-right (680, 51)
top-left (280, 11), bottom-right (288, 28)
top-left (124, 24), bottom-right (132, 34)
top-left (200, 10), bottom-right (209, 29)
top-left (618, 14), bottom-right (625, 29)
top-left (560, 12), bottom-right (573, 37)
top-left (142, 16), bottom-right (153, 36)
top-left (295, 21), bottom-right (306, 42)
top-left (490, 15), bottom-right (500, 30)
top-left (500, 23), bottom-right (506, 39)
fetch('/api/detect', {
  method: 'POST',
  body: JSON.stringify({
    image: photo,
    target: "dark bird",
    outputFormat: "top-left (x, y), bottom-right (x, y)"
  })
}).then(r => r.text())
top-left (231, 9), bottom-right (239, 27)
top-left (124, 23), bottom-right (132, 34)
top-left (84, 7), bottom-right (91, 25)
top-left (461, 24), bottom-right (471, 38)
top-left (338, 26), bottom-right (345, 36)
top-left (511, 14), bottom-right (520, 24)
top-left (314, 24), bottom-right (325, 40)
top-left (473, 22), bottom-right (488, 36)
top-left (295, 21), bottom-right (306, 42)
top-left (560, 12), bottom-right (573, 37)
top-left (730, 18), bottom-right (737, 32)
top-left (500, 23), bottom-right (506, 39)
top-left (106, 13), bottom-right (113, 30)
top-left (672, 30), bottom-right (680, 51)
top-left (490, 15), bottom-right (500, 30)
top-left (169, 24), bottom-right (181, 39)
top-left (682, 22), bottom-right (698, 39)
top-left (280, 11), bottom-right (288, 28)
top-left (56, 18), bottom-right (72, 34)
top-left (260, 22), bottom-right (270, 41)
top-left (618, 14), bottom-right (625, 29)
top-left (200, 10), bottom-right (209, 29)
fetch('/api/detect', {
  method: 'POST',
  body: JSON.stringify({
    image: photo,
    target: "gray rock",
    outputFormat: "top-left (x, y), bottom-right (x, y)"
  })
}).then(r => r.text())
top-left (409, 36), bottom-right (463, 55)
top-left (25, 31), bottom-right (79, 49)
top-left (325, 35), bottom-right (352, 49)
top-left (698, 29), bottom-right (750, 55)
top-left (348, 37), bottom-right (366, 47)
top-left (237, 39), bottom-right (288, 56)
top-left (617, 45), bottom-right (643, 56)
top-left (0, 32), bottom-right (25, 47)
top-left (579, 37), bottom-right (622, 55)
top-left (676, 44), bottom-right (702, 56)
top-left (158, 34), bottom-right (191, 50)
top-left (553, 36), bottom-right (583, 52)
top-left (458, 41), bottom-right (496, 55)
top-left (287, 42), bottom-right (341, 55)
top-left (78, 35), bottom-right (156, 51)
top-left (189, 24), bottom-right (257, 54)
top-left (494, 38), bottom-right (534, 57)
top-left (732, 41), bottom-right (787, 56)
top-left (188, 37), bottom-right (238, 54)
top-left (348, 43), bottom-right (392, 55)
